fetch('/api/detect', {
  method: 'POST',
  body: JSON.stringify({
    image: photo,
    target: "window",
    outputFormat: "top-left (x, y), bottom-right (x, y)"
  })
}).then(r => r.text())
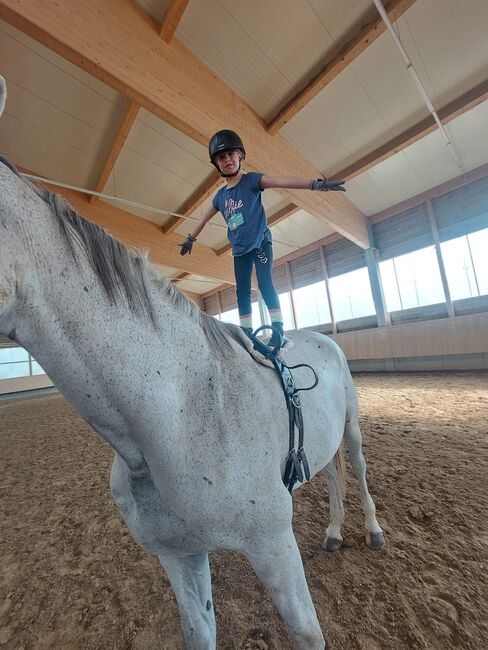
top-left (0, 348), bottom-right (46, 380)
top-left (251, 302), bottom-right (262, 330)
top-left (379, 246), bottom-right (445, 311)
top-left (441, 228), bottom-right (488, 300)
top-left (328, 268), bottom-right (375, 321)
top-left (220, 308), bottom-right (240, 325)
top-left (292, 281), bottom-right (330, 328)
top-left (278, 292), bottom-right (295, 331)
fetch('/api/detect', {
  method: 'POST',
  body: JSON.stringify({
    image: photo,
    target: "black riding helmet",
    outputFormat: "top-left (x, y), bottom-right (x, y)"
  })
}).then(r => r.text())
top-left (209, 130), bottom-right (246, 176)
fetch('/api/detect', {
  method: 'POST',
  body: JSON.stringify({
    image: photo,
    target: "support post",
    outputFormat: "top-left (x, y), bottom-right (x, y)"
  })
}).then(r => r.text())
top-left (365, 222), bottom-right (389, 327)
top-left (426, 200), bottom-right (455, 317)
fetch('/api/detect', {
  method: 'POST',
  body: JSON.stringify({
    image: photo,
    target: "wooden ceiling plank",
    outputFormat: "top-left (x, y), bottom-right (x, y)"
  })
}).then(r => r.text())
top-left (333, 78), bottom-right (488, 181)
top-left (267, 0), bottom-right (418, 135)
top-left (163, 173), bottom-right (222, 234)
top-left (160, 0), bottom-right (190, 42)
top-left (0, 0), bottom-right (368, 248)
top-left (90, 100), bottom-right (140, 203)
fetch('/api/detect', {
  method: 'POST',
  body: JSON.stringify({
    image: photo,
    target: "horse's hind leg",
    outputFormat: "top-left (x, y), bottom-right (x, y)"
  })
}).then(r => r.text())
top-left (344, 418), bottom-right (385, 549)
top-left (322, 452), bottom-right (345, 552)
top-left (158, 549), bottom-right (216, 649)
top-left (245, 528), bottom-right (326, 649)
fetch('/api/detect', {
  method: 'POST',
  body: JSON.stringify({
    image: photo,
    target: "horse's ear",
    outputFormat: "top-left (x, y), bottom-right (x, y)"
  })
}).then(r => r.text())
top-left (0, 76), bottom-right (6, 117)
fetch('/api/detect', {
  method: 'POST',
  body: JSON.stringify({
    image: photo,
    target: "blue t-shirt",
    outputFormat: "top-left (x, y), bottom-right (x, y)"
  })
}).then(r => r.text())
top-left (212, 172), bottom-right (272, 256)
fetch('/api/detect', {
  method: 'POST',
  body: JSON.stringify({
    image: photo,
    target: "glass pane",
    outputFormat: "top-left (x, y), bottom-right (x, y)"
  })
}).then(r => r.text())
top-left (392, 246), bottom-right (445, 308)
top-left (293, 281), bottom-right (331, 328)
top-left (278, 292), bottom-right (295, 331)
top-left (441, 236), bottom-right (478, 300)
top-left (468, 228), bottom-right (488, 296)
top-left (0, 347), bottom-right (29, 363)
top-left (31, 360), bottom-right (47, 376)
top-left (251, 301), bottom-right (262, 330)
top-left (329, 268), bottom-right (375, 321)
top-left (0, 362), bottom-right (30, 379)
top-left (220, 308), bottom-right (240, 325)
top-left (379, 259), bottom-right (403, 312)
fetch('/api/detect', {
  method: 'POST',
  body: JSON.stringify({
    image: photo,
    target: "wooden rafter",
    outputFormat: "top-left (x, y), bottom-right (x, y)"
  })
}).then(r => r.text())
top-left (90, 1), bottom-right (188, 201)
top-left (160, 0), bottom-right (189, 42)
top-left (332, 78), bottom-right (488, 181)
top-left (267, 0), bottom-right (418, 135)
top-left (0, 0), bottom-right (368, 248)
top-left (89, 100), bottom-right (140, 202)
top-left (163, 173), bottom-right (222, 234)
top-left (172, 272), bottom-right (191, 283)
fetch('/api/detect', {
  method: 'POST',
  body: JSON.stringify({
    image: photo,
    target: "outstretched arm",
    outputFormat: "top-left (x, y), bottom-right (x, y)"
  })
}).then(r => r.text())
top-left (259, 175), bottom-right (345, 192)
top-left (179, 205), bottom-right (218, 255)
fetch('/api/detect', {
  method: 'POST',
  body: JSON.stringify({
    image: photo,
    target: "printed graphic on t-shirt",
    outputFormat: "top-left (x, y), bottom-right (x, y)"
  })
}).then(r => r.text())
top-left (227, 212), bottom-right (244, 230)
top-left (224, 197), bottom-right (245, 230)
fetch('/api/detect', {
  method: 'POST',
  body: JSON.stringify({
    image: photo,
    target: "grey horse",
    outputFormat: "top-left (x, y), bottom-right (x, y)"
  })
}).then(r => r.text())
top-left (0, 76), bottom-right (383, 649)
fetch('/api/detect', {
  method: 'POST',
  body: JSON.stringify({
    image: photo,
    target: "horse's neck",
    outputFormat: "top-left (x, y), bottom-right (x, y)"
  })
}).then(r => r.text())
top-left (12, 221), bottom-right (180, 416)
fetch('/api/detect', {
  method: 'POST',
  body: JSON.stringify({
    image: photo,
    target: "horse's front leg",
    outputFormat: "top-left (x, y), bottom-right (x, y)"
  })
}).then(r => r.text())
top-left (158, 549), bottom-right (216, 650)
top-left (245, 527), bottom-right (326, 649)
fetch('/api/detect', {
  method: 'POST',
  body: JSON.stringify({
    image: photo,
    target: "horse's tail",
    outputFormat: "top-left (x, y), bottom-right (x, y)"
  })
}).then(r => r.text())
top-left (334, 443), bottom-right (347, 501)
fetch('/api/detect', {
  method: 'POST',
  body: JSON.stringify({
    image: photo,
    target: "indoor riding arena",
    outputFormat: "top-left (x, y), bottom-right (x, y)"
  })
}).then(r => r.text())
top-left (0, 1), bottom-right (487, 649)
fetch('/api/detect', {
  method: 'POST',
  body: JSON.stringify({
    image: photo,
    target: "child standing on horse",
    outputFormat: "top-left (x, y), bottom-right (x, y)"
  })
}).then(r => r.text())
top-left (179, 130), bottom-right (345, 349)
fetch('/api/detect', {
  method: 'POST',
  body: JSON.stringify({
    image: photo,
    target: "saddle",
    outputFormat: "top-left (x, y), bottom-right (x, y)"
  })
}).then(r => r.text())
top-left (246, 325), bottom-right (319, 494)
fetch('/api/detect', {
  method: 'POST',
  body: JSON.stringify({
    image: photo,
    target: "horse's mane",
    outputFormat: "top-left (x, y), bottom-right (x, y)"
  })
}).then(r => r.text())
top-left (0, 156), bottom-right (246, 352)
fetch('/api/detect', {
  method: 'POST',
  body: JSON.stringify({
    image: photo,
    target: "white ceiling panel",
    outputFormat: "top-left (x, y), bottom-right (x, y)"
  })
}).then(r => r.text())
top-left (0, 115), bottom-right (100, 188)
top-left (0, 20), bottom-right (129, 185)
top-left (347, 100), bottom-right (488, 217)
top-left (135, 0), bottom-right (172, 23)
top-left (177, 275), bottom-right (224, 294)
top-left (282, 0), bottom-right (488, 177)
top-left (151, 263), bottom-right (181, 280)
top-left (177, 0), bottom-right (374, 121)
top-left (399, 0), bottom-right (488, 107)
top-left (271, 208), bottom-right (334, 260)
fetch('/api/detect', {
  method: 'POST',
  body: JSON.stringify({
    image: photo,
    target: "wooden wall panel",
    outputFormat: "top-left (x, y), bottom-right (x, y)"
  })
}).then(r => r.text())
top-left (330, 313), bottom-right (488, 360)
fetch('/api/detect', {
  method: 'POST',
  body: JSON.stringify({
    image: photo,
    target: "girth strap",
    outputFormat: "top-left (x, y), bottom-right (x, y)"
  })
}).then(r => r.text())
top-left (247, 326), bottom-right (319, 494)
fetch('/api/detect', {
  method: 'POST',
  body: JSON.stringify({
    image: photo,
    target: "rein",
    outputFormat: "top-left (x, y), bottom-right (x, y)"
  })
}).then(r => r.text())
top-left (247, 326), bottom-right (319, 493)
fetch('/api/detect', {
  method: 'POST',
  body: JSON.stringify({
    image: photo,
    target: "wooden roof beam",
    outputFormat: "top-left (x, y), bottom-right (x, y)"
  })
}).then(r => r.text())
top-left (0, 0), bottom-right (369, 248)
top-left (332, 78), bottom-right (488, 181)
top-left (267, 0), bottom-right (418, 135)
top-left (172, 272), bottom-right (191, 283)
top-left (90, 1), bottom-right (189, 202)
top-left (163, 173), bottom-right (222, 234)
top-left (23, 170), bottom-right (235, 283)
top-left (160, 0), bottom-right (189, 42)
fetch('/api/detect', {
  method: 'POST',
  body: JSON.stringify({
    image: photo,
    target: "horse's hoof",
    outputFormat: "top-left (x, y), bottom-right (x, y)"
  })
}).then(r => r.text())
top-left (323, 536), bottom-right (342, 552)
top-left (366, 531), bottom-right (385, 550)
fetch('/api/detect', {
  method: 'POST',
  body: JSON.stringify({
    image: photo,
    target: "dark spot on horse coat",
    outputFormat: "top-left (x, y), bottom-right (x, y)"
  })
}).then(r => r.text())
top-left (250, 499), bottom-right (256, 505)
top-left (203, 477), bottom-right (213, 486)
top-left (157, 370), bottom-right (161, 376)
top-left (206, 600), bottom-right (212, 610)
top-left (83, 286), bottom-right (89, 292)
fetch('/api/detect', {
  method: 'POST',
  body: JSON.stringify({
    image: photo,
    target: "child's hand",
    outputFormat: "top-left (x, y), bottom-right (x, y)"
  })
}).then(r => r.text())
top-left (310, 179), bottom-right (346, 192)
top-left (178, 235), bottom-right (196, 255)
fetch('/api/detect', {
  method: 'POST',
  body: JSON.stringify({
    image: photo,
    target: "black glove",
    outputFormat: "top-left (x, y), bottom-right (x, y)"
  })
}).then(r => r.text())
top-left (179, 235), bottom-right (196, 256)
top-left (310, 178), bottom-right (346, 192)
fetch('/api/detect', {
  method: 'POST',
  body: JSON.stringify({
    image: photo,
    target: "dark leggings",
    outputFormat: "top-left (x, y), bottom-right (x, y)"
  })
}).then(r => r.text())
top-left (233, 241), bottom-right (281, 316)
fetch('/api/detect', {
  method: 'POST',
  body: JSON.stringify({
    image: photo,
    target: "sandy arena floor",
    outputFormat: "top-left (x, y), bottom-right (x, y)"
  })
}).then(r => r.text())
top-left (0, 372), bottom-right (487, 649)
